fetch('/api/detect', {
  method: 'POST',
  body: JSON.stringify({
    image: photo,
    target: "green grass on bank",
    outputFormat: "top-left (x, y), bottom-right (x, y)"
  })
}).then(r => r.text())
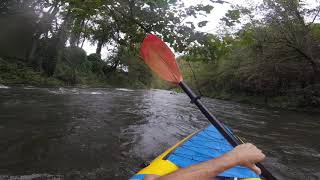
top-left (172, 86), bottom-right (320, 112)
top-left (0, 58), bottom-right (64, 86)
top-left (0, 57), bottom-right (115, 87)
top-left (0, 56), bottom-right (157, 89)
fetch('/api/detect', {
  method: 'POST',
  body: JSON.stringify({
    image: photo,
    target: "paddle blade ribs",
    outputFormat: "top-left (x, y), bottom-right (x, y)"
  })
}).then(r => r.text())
top-left (140, 34), bottom-right (183, 84)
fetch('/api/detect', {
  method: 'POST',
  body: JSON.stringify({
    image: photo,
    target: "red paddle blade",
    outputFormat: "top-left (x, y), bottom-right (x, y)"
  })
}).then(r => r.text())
top-left (140, 34), bottom-right (183, 84)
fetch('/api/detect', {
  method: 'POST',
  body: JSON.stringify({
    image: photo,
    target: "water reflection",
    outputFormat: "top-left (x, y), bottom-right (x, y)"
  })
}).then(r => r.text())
top-left (0, 88), bottom-right (74, 174)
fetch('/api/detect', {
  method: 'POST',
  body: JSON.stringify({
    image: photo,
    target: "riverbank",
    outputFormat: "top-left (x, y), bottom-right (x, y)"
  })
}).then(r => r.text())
top-left (177, 59), bottom-right (320, 113)
top-left (0, 58), bottom-right (64, 86)
top-left (1, 58), bottom-right (319, 113)
top-left (206, 91), bottom-right (320, 113)
top-left (172, 87), bottom-right (320, 113)
top-left (0, 57), bottom-right (139, 88)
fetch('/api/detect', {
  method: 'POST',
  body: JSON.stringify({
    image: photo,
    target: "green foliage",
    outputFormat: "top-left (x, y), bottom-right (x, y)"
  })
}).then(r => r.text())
top-left (54, 62), bottom-right (77, 84)
top-left (185, 34), bottom-right (232, 63)
top-left (53, 47), bottom-right (107, 85)
top-left (198, 21), bottom-right (209, 28)
top-left (52, 47), bottom-right (87, 85)
top-left (87, 53), bottom-right (101, 62)
top-left (87, 53), bottom-right (104, 74)
top-left (221, 10), bottom-right (241, 27)
top-left (61, 47), bottom-right (87, 65)
top-left (0, 0), bottom-right (222, 88)
top-left (181, 0), bottom-right (320, 110)
top-left (0, 58), bottom-right (63, 86)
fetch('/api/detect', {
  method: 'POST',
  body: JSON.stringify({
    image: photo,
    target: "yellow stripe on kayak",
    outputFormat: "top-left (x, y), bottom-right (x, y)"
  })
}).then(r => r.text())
top-left (137, 132), bottom-right (197, 176)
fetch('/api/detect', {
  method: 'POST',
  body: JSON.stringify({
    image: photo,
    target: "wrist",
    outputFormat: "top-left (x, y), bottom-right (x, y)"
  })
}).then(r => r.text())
top-left (223, 150), bottom-right (241, 167)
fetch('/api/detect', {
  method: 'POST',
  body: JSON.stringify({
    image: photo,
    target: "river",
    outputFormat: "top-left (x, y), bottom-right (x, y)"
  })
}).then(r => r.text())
top-left (0, 86), bottom-right (319, 180)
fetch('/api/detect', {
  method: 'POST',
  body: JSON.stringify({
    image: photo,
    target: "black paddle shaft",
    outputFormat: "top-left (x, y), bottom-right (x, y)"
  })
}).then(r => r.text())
top-left (179, 81), bottom-right (277, 180)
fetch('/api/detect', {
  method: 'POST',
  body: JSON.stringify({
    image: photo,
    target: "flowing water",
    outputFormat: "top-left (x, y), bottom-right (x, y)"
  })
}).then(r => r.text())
top-left (0, 86), bottom-right (319, 180)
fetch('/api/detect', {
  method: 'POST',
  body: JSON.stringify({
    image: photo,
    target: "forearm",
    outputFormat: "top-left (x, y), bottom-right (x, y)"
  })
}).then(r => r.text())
top-left (156, 153), bottom-right (238, 180)
top-left (143, 143), bottom-right (265, 180)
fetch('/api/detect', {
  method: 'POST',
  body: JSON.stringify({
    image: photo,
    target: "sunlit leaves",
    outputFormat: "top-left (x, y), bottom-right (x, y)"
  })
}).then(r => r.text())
top-left (186, 34), bottom-right (232, 63)
top-left (198, 21), bottom-right (208, 27)
top-left (185, 4), bottom-right (214, 17)
top-left (186, 21), bottom-right (195, 29)
top-left (209, 0), bottom-right (228, 4)
top-left (221, 9), bottom-right (241, 27)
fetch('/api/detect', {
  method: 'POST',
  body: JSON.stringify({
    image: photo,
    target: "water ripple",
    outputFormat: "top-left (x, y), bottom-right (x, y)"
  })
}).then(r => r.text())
top-left (0, 87), bottom-right (319, 180)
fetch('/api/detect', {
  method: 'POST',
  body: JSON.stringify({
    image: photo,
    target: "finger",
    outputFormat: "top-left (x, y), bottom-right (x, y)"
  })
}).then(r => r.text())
top-left (250, 164), bottom-right (262, 175)
top-left (260, 153), bottom-right (266, 161)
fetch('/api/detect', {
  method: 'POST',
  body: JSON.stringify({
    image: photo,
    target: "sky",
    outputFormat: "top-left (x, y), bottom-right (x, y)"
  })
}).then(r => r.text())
top-left (82, 0), bottom-right (319, 58)
top-left (182, 0), bottom-right (262, 33)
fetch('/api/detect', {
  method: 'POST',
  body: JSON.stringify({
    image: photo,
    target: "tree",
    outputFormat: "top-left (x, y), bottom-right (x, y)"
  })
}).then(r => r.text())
top-left (261, 0), bottom-right (320, 81)
top-left (0, 0), bottom-right (223, 87)
top-left (179, 0), bottom-right (320, 108)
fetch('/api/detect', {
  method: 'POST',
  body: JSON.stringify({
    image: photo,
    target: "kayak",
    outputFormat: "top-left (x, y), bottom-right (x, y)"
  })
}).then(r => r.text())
top-left (129, 125), bottom-right (261, 180)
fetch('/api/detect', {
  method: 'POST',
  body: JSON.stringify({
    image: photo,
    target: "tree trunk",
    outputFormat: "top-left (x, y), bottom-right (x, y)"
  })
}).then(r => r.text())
top-left (80, 20), bottom-right (88, 49)
top-left (76, 19), bottom-right (85, 47)
top-left (26, 37), bottom-right (38, 62)
top-left (26, 4), bottom-right (59, 63)
top-left (80, 36), bottom-right (86, 49)
top-left (96, 40), bottom-right (104, 55)
top-left (309, 59), bottom-right (320, 82)
top-left (43, 11), bottom-right (72, 76)
top-left (56, 12), bottom-right (72, 48)
top-left (70, 19), bottom-right (85, 47)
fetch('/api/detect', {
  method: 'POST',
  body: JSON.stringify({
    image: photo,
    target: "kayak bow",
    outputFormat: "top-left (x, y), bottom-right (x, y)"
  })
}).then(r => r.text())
top-left (130, 125), bottom-right (261, 180)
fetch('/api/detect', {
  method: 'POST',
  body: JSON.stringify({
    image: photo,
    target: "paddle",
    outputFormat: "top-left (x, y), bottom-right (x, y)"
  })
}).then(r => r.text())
top-left (140, 34), bottom-right (277, 180)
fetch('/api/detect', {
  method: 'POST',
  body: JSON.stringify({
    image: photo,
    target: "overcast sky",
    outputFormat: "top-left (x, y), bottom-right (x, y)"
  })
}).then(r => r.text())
top-left (83, 0), bottom-right (319, 58)
top-left (183, 0), bottom-right (262, 33)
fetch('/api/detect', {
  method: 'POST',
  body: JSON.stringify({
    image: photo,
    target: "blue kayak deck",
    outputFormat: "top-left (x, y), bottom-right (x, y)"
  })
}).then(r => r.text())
top-left (166, 125), bottom-right (259, 178)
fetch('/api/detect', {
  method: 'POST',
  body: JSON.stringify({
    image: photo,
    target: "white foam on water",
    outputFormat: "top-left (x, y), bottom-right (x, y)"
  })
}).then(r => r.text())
top-left (0, 84), bottom-right (9, 89)
top-left (116, 88), bottom-right (134, 92)
top-left (90, 91), bottom-right (103, 95)
top-left (23, 86), bottom-right (36, 90)
top-left (47, 87), bottom-right (66, 94)
top-left (48, 90), bottom-right (60, 94)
